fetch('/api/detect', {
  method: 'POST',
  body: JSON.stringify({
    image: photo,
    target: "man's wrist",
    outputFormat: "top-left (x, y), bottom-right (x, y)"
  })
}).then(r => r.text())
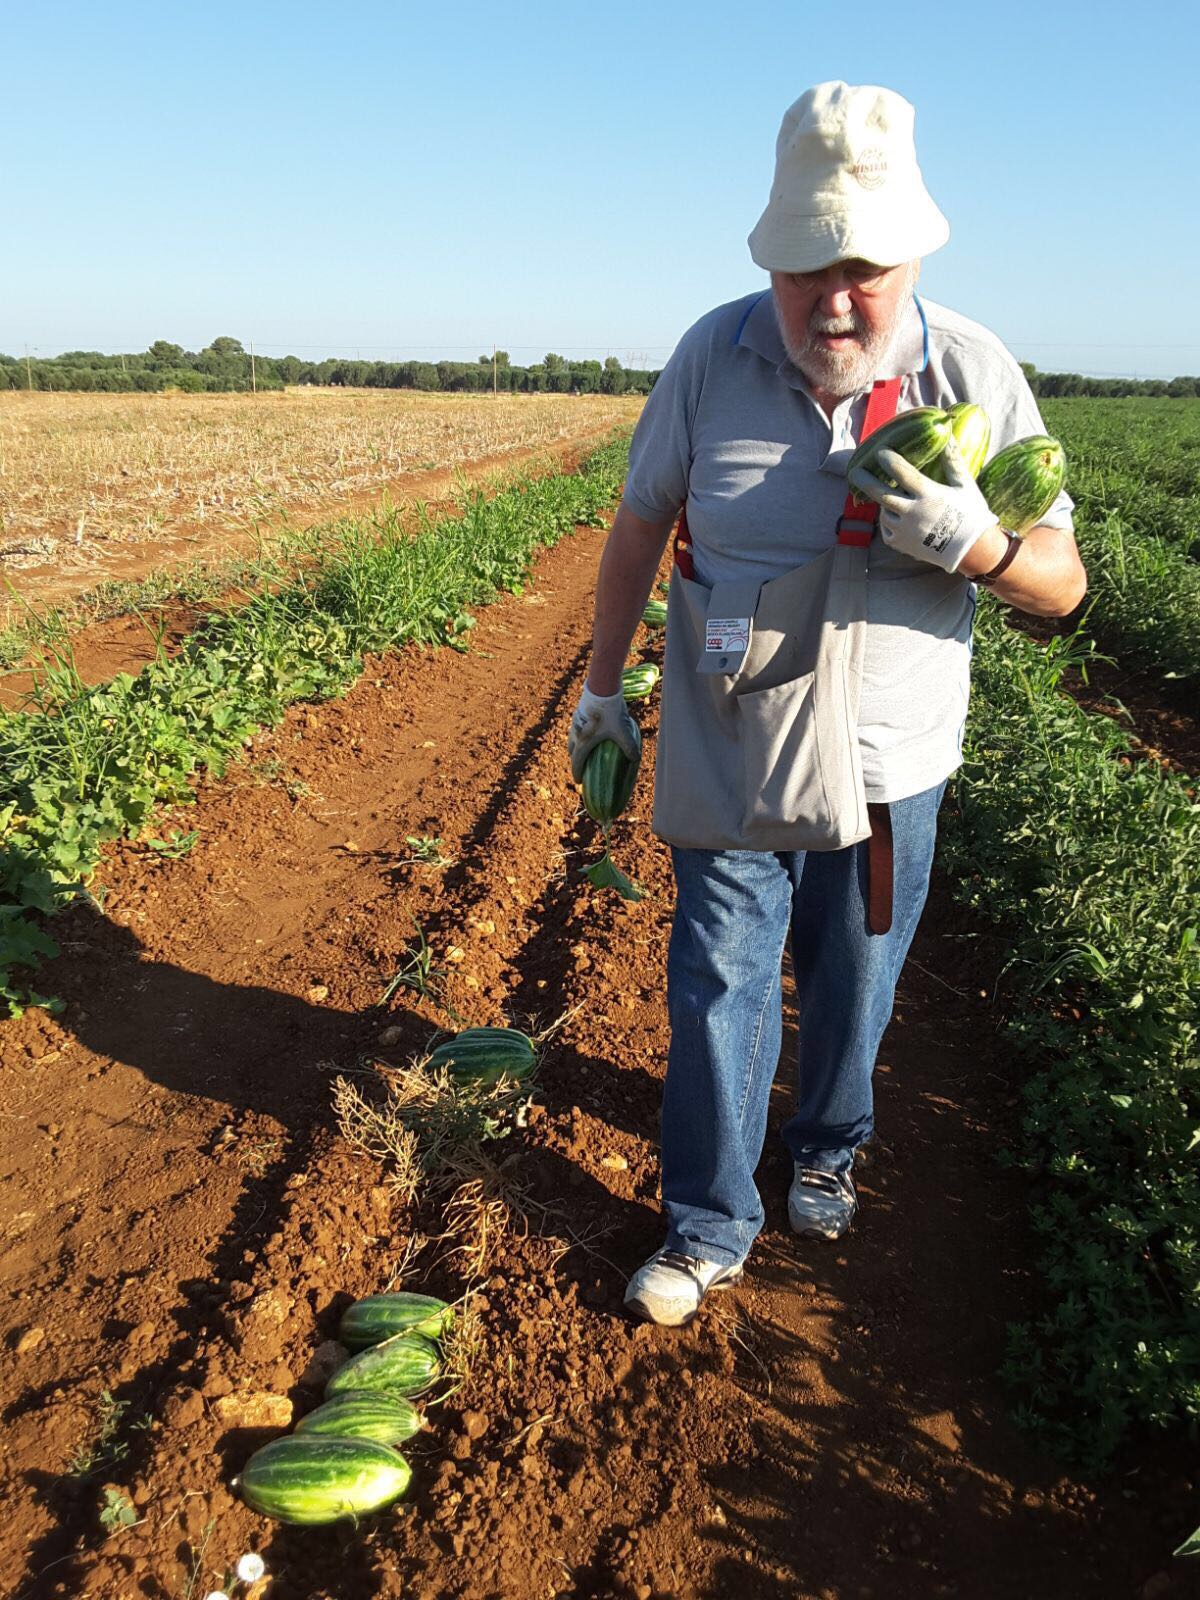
top-left (956, 521), bottom-right (1007, 579)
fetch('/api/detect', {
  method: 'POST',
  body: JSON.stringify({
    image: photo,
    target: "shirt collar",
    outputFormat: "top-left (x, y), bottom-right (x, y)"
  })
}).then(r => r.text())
top-left (735, 288), bottom-right (929, 393)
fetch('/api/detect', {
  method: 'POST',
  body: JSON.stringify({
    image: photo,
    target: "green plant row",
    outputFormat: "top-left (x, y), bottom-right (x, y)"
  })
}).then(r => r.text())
top-left (0, 436), bottom-right (631, 1015)
top-left (939, 601), bottom-right (1200, 1468)
top-left (1043, 397), bottom-right (1200, 552)
top-left (1040, 397), bottom-right (1200, 683)
top-left (1070, 512), bottom-right (1200, 683)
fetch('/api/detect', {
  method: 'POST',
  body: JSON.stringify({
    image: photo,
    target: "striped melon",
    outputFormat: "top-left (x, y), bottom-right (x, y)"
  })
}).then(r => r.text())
top-left (621, 663), bottom-right (660, 701)
top-left (326, 1332), bottom-right (441, 1400)
top-left (426, 1027), bottom-right (536, 1084)
top-left (582, 729), bottom-right (641, 826)
top-left (978, 436), bottom-right (1067, 534)
top-left (339, 1292), bottom-right (454, 1348)
top-left (927, 402), bottom-right (991, 482)
top-left (847, 406), bottom-right (952, 489)
top-left (295, 1393), bottom-right (423, 1446)
top-left (235, 1436), bottom-right (410, 1525)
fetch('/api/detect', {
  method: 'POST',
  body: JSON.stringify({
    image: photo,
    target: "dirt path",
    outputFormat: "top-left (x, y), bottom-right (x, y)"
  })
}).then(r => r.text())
top-left (1, 520), bottom-right (1194, 1600)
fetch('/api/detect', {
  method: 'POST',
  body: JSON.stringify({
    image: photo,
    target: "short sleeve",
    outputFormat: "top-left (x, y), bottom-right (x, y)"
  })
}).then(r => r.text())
top-left (622, 325), bottom-right (706, 525)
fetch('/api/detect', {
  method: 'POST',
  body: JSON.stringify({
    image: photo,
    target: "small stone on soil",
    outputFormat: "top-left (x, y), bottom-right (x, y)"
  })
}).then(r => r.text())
top-left (212, 1391), bottom-right (293, 1429)
top-left (463, 1410), bottom-right (490, 1439)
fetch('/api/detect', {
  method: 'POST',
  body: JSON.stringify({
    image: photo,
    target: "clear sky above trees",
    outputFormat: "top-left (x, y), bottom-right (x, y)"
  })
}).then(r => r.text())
top-left (4, 0), bottom-right (1196, 380)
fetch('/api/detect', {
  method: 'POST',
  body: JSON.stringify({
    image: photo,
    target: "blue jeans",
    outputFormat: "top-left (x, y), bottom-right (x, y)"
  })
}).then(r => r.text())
top-left (660, 781), bottom-right (946, 1266)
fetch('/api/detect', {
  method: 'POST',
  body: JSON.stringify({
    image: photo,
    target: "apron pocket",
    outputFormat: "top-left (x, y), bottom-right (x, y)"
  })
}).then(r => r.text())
top-left (737, 673), bottom-right (833, 842)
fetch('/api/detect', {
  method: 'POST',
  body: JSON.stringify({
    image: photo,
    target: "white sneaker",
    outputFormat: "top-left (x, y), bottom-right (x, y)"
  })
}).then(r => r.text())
top-left (788, 1165), bottom-right (858, 1240)
top-left (623, 1248), bottom-right (744, 1327)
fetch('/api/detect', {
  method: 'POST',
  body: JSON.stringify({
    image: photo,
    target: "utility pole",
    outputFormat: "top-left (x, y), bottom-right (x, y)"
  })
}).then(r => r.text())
top-left (24, 344), bottom-right (33, 391)
top-left (493, 344), bottom-right (497, 399)
top-left (250, 342), bottom-right (257, 394)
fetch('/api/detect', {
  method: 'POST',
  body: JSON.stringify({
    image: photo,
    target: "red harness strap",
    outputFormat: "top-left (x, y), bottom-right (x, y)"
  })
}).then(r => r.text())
top-left (836, 375), bottom-right (902, 546)
top-left (674, 505), bottom-right (696, 579)
top-left (673, 374), bottom-right (902, 572)
top-left (850, 378), bottom-right (903, 935)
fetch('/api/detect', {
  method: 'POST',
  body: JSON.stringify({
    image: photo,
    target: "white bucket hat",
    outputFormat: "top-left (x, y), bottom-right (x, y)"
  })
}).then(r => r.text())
top-left (748, 82), bottom-right (949, 272)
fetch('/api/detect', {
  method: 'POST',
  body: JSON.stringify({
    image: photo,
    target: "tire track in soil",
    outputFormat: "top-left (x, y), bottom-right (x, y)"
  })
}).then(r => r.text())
top-left (3, 521), bottom-right (1195, 1598)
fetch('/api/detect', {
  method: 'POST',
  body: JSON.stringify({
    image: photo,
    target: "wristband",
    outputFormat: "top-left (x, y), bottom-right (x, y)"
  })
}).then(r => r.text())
top-left (976, 529), bottom-right (1023, 587)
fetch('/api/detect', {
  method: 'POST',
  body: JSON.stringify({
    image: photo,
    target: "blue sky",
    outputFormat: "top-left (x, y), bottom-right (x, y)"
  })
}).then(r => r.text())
top-left (5, 0), bottom-right (1196, 378)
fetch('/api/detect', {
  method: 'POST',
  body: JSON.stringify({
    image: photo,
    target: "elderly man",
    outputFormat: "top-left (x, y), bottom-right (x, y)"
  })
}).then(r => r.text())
top-left (568, 82), bottom-right (1086, 1327)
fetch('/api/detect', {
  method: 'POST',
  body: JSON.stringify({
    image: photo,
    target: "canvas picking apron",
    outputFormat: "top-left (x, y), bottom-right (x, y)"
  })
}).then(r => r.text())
top-left (652, 377), bottom-right (901, 929)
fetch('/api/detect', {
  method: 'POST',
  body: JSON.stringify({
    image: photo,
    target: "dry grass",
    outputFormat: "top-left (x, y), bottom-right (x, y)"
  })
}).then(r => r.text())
top-left (439, 1287), bottom-right (488, 1392)
top-left (333, 1049), bottom-right (620, 1291)
top-left (332, 1060), bottom-right (530, 1194)
top-left (332, 1071), bottom-right (425, 1205)
top-left (0, 387), bottom-right (643, 559)
top-left (439, 1168), bottom-right (521, 1280)
top-left (333, 1056), bottom-right (540, 1285)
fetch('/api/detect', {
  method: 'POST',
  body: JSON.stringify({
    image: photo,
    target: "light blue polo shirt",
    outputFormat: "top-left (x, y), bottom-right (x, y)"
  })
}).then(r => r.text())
top-left (623, 290), bottom-right (1074, 803)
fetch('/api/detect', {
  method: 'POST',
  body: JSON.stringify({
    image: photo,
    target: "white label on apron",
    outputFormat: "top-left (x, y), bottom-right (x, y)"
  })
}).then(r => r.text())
top-left (705, 617), bottom-right (750, 654)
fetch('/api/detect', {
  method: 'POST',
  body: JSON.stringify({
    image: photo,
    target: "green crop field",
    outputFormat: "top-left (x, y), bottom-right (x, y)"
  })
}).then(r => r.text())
top-left (1, 399), bottom-right (1197, 1596)
top-left (1042, 397), bottom-right (1200, 682)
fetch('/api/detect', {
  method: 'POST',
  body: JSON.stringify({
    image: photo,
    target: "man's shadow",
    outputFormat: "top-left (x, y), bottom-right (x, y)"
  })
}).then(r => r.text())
top-left (40, 899), bottom-right (416, 1132)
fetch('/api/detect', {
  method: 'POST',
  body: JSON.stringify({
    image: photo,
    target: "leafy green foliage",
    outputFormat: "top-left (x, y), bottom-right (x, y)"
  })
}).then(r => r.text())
top-left (581, 850), bottom-right (644, 901)
top-left (941, 601), bottom-right (1200, 1467)
top-left (0, 438), bottom-right (631, 1012)
top-left (142, 829), bottom-right (199, 858)
top-left (1043, 398), bottom-right (1200, 681)
top-left (98, 1487), bottom-right (137, 1532)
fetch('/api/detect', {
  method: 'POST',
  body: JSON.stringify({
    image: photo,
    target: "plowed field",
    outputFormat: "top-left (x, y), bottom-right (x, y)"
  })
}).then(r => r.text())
top-left (1, 516), bottom-right (1193, 1600)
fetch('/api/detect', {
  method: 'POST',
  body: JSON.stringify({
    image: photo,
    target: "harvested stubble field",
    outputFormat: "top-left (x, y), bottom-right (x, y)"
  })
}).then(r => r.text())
top-left (1, 474), bottom-right (1196, 1600)
top-left (0, 388), bottom-right (643, 614)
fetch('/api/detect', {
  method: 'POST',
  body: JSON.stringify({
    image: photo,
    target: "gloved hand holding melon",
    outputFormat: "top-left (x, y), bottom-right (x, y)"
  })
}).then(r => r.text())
top-left (848, 402), bottom-right (1066, 535)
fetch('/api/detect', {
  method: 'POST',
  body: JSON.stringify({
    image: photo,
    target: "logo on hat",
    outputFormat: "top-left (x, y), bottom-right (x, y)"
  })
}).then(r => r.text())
top-left (851, 147), bottom-right (887, 190)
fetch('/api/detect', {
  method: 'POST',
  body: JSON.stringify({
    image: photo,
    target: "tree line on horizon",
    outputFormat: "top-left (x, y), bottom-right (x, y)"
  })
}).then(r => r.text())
top-left (0, 338), bottom-right (661, 396)
top-left (1, 339), bottom-right (1197, 400)
top-left (1016, 362), bottom-right (1200, 399)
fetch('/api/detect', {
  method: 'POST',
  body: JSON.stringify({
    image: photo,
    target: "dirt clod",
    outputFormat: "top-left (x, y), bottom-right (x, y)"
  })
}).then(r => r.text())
top-left (163, 1390), bottom-right (205, 1428)
top-left (211, 1392), bottom-right (293, 1430)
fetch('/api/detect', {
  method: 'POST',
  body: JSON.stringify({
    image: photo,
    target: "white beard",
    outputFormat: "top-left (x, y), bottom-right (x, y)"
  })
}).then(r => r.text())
top-left (775, 265), bottom-right (916, 397)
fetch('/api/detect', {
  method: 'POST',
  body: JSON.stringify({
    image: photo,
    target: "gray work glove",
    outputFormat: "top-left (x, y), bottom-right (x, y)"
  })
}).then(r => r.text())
top-left (568, 685), bottom-right (640, 782)
top-left (849, 436), bottom-right (998, 573)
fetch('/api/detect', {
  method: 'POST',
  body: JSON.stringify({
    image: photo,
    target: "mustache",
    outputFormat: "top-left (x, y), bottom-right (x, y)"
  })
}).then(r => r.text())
top-left (808, 311), bottom-right (864, 337)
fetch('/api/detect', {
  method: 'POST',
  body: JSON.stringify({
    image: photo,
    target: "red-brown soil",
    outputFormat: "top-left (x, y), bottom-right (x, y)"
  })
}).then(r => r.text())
top-left (1, 521), bottom-right (1195, 1600)
top-left (1063, 654), bottom-right (1199, 778)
